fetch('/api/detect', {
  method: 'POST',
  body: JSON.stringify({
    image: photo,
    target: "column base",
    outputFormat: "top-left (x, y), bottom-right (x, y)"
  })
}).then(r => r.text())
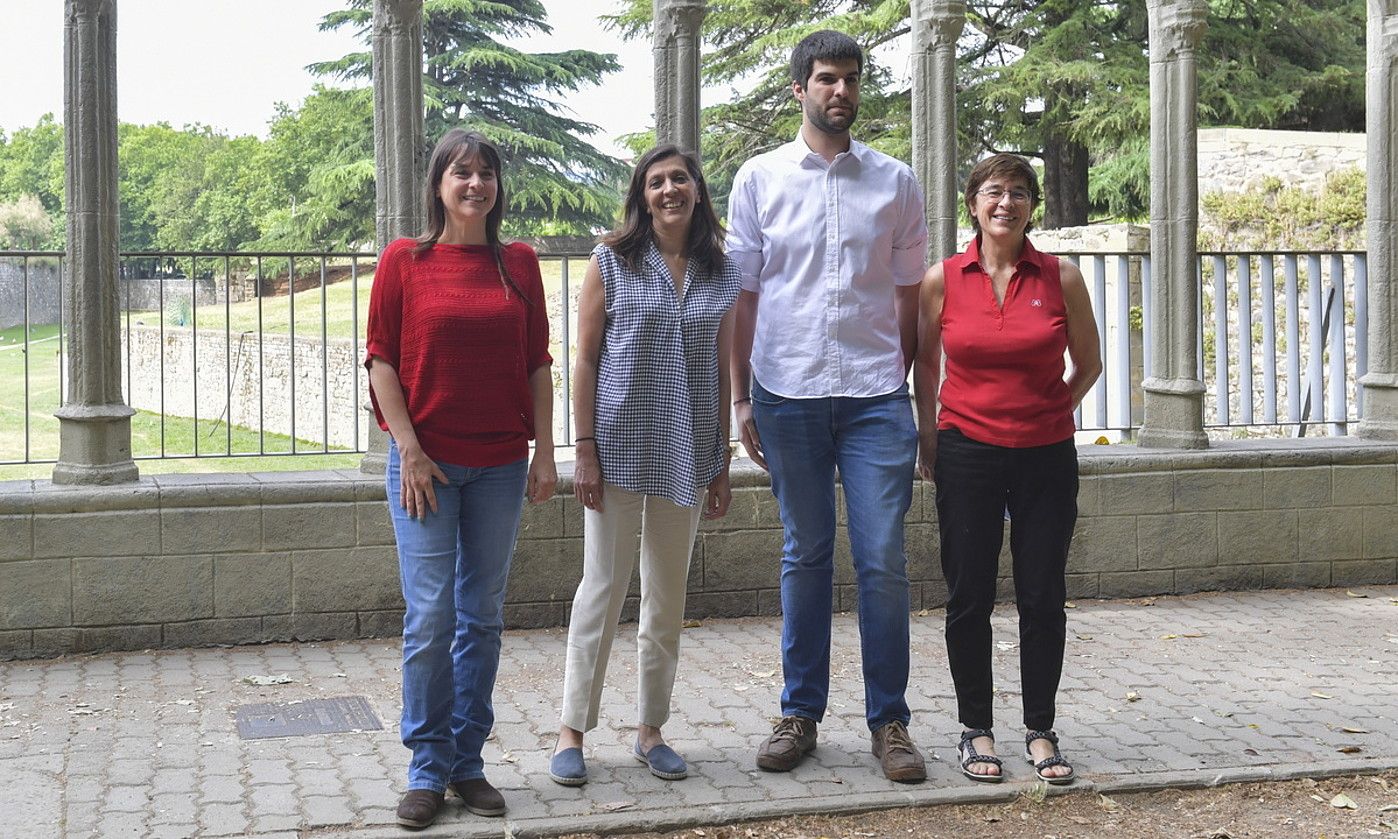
top-left (360, 421), bottom-right (388, 475)
top-left (1357, 374), bottom-right (1398, 441)
top-left (52, 403), bottom-right (139, 485)
top-left (1137, 377), bottom-right (1209, 449)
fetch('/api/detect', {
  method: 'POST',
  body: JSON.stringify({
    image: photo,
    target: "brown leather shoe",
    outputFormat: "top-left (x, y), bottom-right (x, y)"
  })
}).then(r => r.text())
top-left (395, 789), bottom-right (444, 829)
top-left (871, 720), bottom-right (927, 783)
top-left (756, 715), bottom-right (818, 771)
top-left (449, 777), bottom-right (507, 817)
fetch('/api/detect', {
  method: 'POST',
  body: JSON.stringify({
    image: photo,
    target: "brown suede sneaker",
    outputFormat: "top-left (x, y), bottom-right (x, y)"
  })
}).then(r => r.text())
top-left (756, 715), bottom-right (818, 771)
top-left (449, 777), bottom-right (507, 817)
top-left (871, 720), bottom-right (927, 783)
top-left (395, 789), bottom-right (444, 829)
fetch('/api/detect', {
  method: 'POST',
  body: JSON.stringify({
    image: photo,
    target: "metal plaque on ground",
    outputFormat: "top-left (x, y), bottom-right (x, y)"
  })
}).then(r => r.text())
top-left (235, 696), bottom-right (383, 740)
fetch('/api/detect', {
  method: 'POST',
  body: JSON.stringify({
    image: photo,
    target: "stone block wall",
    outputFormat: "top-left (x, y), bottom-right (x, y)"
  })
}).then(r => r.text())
top-left (0, 259), bottom-right (61, 330)
top-left (1197, 127), bottom-right (1366, 196)
top-left (1, 439), bottom-right (1394, 658)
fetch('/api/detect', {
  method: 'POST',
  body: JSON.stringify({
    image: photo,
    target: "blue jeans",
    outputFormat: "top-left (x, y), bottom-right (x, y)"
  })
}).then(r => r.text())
top-left (752, 379), bottom-right (917, 730)
top-left (386, 442), bottom-right (527, 792)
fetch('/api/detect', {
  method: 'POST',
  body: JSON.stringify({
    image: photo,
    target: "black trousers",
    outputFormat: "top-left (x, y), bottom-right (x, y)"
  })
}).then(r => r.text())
top-left (933, 427), bottom-right (1078, 731)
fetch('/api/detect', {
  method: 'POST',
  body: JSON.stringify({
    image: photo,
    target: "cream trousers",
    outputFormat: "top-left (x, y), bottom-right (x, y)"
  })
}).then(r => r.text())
top-left (560, 482), bottom-right (702, 733)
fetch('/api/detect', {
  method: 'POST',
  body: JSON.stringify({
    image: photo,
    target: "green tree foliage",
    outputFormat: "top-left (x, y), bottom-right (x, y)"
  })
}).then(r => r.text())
top-left (0, 194), bottom-right (54, 249)
top-left (0, 116), bottom-right (65, 248)
top-left (311, 0), bottom-right (627, 235)
top-left (612, 0), bottom-right (1365, 227)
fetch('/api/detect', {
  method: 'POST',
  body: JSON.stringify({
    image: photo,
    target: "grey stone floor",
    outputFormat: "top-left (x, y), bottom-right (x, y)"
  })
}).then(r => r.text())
top-left (3, 586), bottom-right (1395, 838)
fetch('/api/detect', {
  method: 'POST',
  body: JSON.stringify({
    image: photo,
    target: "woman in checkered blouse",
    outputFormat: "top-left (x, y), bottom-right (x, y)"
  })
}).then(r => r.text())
top-left (549, 145), bottom-right (741, 786)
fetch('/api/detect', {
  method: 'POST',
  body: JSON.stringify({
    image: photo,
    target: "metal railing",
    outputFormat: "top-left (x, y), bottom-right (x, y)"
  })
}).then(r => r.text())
top-left (0, 247), bottom-right (1371, 467)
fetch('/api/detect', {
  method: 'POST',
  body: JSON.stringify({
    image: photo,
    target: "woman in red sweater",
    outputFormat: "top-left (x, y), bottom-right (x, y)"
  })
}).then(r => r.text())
top-left (365, 129), bottom-right (556, 828)
top-left (913, 154), bottom-right (1101, 786)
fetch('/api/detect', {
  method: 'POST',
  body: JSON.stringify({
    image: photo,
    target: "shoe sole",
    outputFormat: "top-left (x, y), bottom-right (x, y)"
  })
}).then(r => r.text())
top-left (882, 767), bottom-right (927, 783)
top-left (633, 751), bottom-right (688, 780)
top-left (462, 802), bottom-right (507, 817)
top-left (755, 746), bottom-right (814, 772)
top-left (548, 772), bottom-right (588, 787)
top-left (396, 815), bottom-right (435, 829)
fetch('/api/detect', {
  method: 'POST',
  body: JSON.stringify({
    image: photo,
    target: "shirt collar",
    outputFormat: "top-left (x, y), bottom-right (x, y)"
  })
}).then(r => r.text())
top-left (952, 234), bottom-right (1045, 275)
top-left (780, 131), bottom-right (866, 166)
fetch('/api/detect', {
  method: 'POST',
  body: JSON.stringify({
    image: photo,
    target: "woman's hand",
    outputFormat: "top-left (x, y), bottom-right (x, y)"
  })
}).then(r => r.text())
top-left (573, 442), bottom-right (604, 512)
top-left (527, 447), bottom-right (557, 504)
top-left (916, 429), bottom-right (938, 482)
top-left (399, 442), bottom-right (448, 520)
top-left (703, 467), bottom-right (732, 520)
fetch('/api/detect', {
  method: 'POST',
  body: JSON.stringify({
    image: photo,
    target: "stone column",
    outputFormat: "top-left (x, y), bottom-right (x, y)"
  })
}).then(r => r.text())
top-left (1137, 0), bottom-right (1209, 449)
top-left (910, 0), bottom-right (965, 263)
top-left (52, 0), bottom-right (138, 485)
top-left (364, 0), bottom-right (425, 473)
top-left (653, 0), bottom-right (706, 154)
top-left (1359, 0), bottom-right (1398, 439)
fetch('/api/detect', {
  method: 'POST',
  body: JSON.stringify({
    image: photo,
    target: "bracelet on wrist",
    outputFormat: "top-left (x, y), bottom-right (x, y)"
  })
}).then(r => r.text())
top-left (574, 436), bottom-right (596, 445)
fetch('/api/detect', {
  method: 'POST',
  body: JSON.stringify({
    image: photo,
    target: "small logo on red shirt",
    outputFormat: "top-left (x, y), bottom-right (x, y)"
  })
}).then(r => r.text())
top-left (1031, 298), bottom-right (1043, 307)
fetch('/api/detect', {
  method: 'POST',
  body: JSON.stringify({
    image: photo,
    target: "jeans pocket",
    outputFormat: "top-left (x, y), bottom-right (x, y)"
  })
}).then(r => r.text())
top-left (751, 381), bottom-right (787, 408)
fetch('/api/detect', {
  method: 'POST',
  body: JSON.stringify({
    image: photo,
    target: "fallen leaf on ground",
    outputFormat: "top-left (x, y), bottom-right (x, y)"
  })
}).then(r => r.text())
top-left (1098, 794), bottom-right (1120, 811)
top-left (1126, 691), bottom-right (1141, 702)
top-left (1330, 792), bottom-right (1358, 809)
top-left (1341, 726), bottom-right (1369, 733)
top-left (749, 670), bottom-right (776, 679)
top-left (1204, 831), bottom-right (1234, 839)
top-left (1310, 794), bottom-right (1327, 803)
top-left (598, 801), bottom-right (636, 812)
top-left (682, 619), bottom-right (702, 628)
top-left (1379, 803), bottom-right (1398, 812)
top-left (1336, 745), bottom-right (1361, 754)
top-left (1065, 602), bottom-right (1077, 609)
top-left (1346, 590), bottom-right (1368, 598)
top-left (1182, 632), bottom-right (1206, 638)
top-left (1075, 633), bottom-right (1093, 641)
top-left (1161, 633), bottom-right (1179, 640)
top-left (1243, 748), bottom-right (1260, 756)
top-left (242, 674), bottom-right (293, 686)
top-left (1311, 691), bottom-right (1334, 700)
top-left (917, 609), bottom-right (930, 617)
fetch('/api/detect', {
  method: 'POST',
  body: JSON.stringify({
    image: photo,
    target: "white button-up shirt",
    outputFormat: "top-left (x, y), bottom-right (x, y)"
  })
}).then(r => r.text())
top-left (727, 135), bottom-right (928, 398)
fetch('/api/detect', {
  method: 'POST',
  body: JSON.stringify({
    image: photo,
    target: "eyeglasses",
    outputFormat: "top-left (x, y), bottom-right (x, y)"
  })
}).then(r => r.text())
top-left (976, 187), bottom-right (1033, 204)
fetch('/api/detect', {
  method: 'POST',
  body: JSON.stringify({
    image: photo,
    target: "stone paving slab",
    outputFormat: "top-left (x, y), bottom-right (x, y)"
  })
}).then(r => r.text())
top-left (2, 587), bottom-right (1395, 838)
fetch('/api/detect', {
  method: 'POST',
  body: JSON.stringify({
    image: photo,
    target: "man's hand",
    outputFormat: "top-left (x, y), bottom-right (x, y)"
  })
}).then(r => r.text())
top-left (735, 400), bottom-right (766, 470)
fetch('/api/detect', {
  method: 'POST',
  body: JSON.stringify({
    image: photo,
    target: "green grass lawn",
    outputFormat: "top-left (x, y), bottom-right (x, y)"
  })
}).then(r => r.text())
top-left (0, 321), bottom-right (357, 480)
top-left (0, 254), bottom-right (583, 479)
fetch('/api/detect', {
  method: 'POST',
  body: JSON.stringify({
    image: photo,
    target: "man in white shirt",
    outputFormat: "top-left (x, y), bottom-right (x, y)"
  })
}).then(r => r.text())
top-left (727, 30), bottom-right (928, 783)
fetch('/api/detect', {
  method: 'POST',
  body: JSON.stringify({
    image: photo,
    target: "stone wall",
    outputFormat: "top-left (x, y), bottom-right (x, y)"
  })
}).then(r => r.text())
top-left (0, 259), bottom-right (61, 330)
top-left (1, 439), bottom-right (1394, 658)
top-left (1197, 127), bottom-right (1366, 196)
top-left (119, 325), bottom-right (366, 449)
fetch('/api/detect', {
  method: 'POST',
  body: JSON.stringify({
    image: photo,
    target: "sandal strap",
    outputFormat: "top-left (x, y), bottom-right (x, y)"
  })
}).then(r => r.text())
top-left (1032, 754), bottom-right (1071, 771)
top-left (959, 747), bottom-right (1003, 770)
top-left (1025, 728), bottom-right (1059, 748)
top-left (960, 728), bottom-right (995, 746)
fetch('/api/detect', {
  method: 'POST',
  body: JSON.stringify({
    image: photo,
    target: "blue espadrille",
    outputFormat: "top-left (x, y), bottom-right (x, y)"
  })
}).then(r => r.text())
top-left (548, 747), bottom-right (587, 786)
top-left (634, 741), bottom-right (688, 780)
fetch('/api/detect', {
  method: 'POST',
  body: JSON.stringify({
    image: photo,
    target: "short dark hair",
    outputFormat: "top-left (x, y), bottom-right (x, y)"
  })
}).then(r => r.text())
top-left (964, 153), bottom-right (1042, 233)
top-left (790, 29), bottom-right (863, 87)
top-left (602, 144), bottom-right (727, 278)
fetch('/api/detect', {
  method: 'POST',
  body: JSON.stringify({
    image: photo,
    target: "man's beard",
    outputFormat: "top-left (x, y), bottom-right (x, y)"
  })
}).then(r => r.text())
top-left (805, 100), bottom-right (857, 135)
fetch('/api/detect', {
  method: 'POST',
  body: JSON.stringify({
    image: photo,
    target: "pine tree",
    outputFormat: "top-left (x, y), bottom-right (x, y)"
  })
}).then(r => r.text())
top-left (312, 0), bottom-right (627, 235)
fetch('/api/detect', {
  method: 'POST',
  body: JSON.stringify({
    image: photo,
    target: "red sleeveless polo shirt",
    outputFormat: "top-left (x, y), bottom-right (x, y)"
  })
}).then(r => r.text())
top-left (937, 236), bottom-right (1076, 448)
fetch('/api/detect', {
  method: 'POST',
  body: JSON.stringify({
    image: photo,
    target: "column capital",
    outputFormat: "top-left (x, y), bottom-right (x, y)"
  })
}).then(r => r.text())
top-left (654, 0), bottom-right (706, 41)
top-left (1146, 0), bottom-right (1208, 51)
top-left (911, 0), bottom-right (966, 50)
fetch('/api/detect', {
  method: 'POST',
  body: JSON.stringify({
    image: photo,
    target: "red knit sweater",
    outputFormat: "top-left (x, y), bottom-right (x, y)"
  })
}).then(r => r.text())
top-left (365, 238), bottom-right (552, 467)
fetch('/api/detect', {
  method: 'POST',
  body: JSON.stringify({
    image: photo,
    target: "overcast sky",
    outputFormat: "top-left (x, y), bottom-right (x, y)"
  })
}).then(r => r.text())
top-left (0, 0), bottom-right (655, 157)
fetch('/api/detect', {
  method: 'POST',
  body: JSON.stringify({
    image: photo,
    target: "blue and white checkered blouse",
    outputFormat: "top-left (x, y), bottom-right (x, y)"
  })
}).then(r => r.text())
top-left (592, 242), bottom-right (742, 507)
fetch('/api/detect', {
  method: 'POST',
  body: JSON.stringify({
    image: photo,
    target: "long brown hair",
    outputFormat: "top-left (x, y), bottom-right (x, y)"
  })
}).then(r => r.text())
top-left (603, 144), bottom-right (726, 276)
top-left (414, 128), bottom-right (527, 302)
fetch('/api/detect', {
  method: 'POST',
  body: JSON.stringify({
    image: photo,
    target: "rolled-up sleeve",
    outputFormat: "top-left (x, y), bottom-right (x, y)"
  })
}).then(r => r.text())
top-left (364, 241), bottom-right (405, 370)
top-left (891, 169), bottom-right (929, 286)
top-left (726, 165), bottom-right (765, 293)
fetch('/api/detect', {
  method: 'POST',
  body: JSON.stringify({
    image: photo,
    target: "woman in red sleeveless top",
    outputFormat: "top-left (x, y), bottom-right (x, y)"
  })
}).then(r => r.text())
top-left (912, 154), bottom-right (1101, 786)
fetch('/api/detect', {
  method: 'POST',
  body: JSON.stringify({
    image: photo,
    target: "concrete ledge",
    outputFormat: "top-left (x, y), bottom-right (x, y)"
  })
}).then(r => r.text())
top-left (3, 438), bottom-right (1397, 658)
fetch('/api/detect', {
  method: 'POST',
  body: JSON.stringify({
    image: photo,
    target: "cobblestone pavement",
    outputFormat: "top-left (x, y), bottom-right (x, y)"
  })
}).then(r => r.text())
top-left (3, 586), bottom-right (1395, 838)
